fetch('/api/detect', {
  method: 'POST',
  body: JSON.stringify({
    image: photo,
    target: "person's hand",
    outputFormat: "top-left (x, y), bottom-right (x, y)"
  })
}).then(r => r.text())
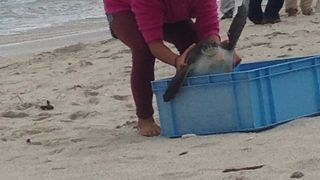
top-left (175, 43), bottom-right (196, 69)
top-left (221, 40), bottom-right (241, 67)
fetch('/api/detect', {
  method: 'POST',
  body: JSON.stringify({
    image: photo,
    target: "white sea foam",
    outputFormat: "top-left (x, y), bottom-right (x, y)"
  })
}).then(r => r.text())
top-left (0, 0), bottom-right (105, 35)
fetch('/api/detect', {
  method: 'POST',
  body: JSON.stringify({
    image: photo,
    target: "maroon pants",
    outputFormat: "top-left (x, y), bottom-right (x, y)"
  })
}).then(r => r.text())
top-left (110, 11), bottom-right (197, 119)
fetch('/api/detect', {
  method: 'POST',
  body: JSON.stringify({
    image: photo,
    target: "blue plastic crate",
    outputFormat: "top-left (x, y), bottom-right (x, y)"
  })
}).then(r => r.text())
top-left (152, 55), bottom-right (320, 137)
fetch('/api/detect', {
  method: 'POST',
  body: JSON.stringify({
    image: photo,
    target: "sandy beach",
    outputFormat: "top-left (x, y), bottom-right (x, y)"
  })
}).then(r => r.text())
top-left (1, 11), bottom-right (320, 180)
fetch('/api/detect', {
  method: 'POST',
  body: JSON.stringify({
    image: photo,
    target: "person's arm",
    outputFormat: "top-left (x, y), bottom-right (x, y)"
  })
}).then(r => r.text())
top-left (132, 0), bottom-right (183, 67)
top-left (148, 41), bottom-right (196, 69)
top-left (148, 41), bottom-right (178, 67)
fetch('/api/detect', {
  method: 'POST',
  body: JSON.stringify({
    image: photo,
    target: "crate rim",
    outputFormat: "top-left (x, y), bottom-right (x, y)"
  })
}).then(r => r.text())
top-left (152, 55), bottom-right (320, 90)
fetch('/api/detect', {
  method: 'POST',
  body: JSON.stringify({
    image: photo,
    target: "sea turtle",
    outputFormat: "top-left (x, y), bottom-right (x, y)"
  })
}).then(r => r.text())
top-left (163, 0), bottom-right (249, 102)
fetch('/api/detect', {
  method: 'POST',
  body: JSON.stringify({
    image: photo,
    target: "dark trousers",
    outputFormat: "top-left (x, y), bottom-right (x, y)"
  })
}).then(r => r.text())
top-left (248, 0), bottom-right (284, 22)
top-left (108, 11), bottom-right (197, 119)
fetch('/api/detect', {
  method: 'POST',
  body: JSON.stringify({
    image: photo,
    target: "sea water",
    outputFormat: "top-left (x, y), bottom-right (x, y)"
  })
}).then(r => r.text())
top-left (0, 0), bottom-right (268, 36)
top-left (0, 0), bottom-right (105, 35)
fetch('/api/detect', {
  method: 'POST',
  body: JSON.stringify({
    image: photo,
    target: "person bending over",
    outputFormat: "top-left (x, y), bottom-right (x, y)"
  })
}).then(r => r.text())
top-left (103, 0), bottom-right (239, 136)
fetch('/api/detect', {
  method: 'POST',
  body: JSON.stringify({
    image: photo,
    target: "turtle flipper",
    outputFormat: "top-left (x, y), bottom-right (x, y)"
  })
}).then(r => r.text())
top-left (162, 40), bottom-right (215, 102)
top-left (163, 66), bottom-right (190, 102)
top-left (226, 0), bottom-right (249, 50)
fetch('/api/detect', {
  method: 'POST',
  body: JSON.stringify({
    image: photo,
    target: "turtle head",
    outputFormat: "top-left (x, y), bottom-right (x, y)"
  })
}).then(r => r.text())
top-left (198, 40), bottom-right (220, 58)
top-left (188, 39), bottom-right (234, 75)
top-left (185, 39), bottom-right (220, 65)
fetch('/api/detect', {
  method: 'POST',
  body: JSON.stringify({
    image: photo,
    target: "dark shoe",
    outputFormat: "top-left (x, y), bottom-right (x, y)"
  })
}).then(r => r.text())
top-left (250, 19), bottom-right (266, 25)
top-left (264, 18), bottom-right (281, 24)
top-left (286, 8), bottom-right (298, 17)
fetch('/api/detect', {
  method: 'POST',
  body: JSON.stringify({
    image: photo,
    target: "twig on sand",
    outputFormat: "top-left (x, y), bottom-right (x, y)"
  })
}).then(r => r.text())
top-left (40, 100), bottom-right (54, 110)
top-left (222, 165), bottom-right (264, 173)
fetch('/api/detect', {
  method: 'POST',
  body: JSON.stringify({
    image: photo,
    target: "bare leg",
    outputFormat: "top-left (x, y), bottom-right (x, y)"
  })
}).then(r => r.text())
top-left (285, 0), bottom-right (298, 16)
top-left (300, 0), bottom-right (314, 15)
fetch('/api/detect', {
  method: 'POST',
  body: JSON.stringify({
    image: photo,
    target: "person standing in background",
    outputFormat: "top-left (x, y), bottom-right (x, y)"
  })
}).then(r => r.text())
top-left (248, 0), bottom-right (284, 24)
top-left (286, 0), bottom-right (314, 16)
top-left (220, 0), bottom-right (235, 19)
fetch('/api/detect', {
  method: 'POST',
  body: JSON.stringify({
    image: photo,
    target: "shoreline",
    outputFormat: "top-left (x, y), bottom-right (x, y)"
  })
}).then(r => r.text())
top-left (0, 17), bottom-right (110, 57)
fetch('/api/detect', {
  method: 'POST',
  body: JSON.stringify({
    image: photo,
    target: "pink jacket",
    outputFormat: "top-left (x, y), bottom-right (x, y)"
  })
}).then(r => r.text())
top-left (104, 0), bottom-right (219, 43)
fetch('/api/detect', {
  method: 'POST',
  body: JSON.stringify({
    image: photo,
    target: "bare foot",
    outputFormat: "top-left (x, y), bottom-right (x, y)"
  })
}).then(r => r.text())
top-left (286, 8), bottom-right (298, 17)
top-left (302, 8), bottom-right (313, 15)
top-left (138, 117), bottom-right (161, 137)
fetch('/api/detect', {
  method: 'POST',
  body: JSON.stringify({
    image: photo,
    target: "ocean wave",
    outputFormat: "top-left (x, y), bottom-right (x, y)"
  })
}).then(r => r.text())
top-left (0, 0), bottom-right (105, 35)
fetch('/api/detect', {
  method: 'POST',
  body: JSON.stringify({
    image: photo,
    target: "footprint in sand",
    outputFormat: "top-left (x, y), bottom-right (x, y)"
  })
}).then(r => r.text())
top-left (310, 30), bottom-right (320, 36)
top-left (88, 84), bottom-right (104, 90)
top-left (1, 111), bottom-right (29, 118)
top-left (235, 176), bottom-right (249, 180)
top-left (71, 102), bottom-right (81, 106)
top-left (118, 49), bottom-right (131, 54)
top-left (84, 90), bottom-right (99, 97)
top-left (280, 43), bottom-right (298, 49)
top-left (65, 68), bottom-right (77, 74)
top-left (310, 19), bottom-right (320, 24)
top-left (125, 103), bottom-right (134, 109)
top-left (11, 126), bottom-right (60, 139)
top-left (48, 148), bottom-right (65, 155)
top-left (123, 70), bottom-right (131, 74)
top-left (70, 138), bottom-right (85, 143)
top-left (294, 158), bottom-right (320, 171)
top-left (69, 111), bottom-right (90, 120)
top-left (264, 31), bottom-right (289, 38)
top-left (99, 39), bottom-right (117, 45)
top-left (111, 55), bottom-right (122, 60)
top-left (88, 97), bottom-right (100, 105)
top-left (42, 137), bottom-right (70, 147)
top-left (69, 110), bottom-right (99, 120)
top-left (51, 167), bottom-right (66, 171)
top-left (33, 112), bottom-right (51, 121)
top-left (79, 60), bottom-right (93, 67)
top-left (277, 54), bottom-right (289, 58)
top-left (68, 84), bottom-right (83, 90)
top-left (251, 42), bottom-right (272, 47)
top-left (101, 49), bottom-right (110, 53)
top-left (64, 60), bottom-right (93, 74)
top-left (191, 142), bottom-right (219, 149)
top-left (115, 120), bottom-right (138, 129)
top-left (53, 43), bottom-right (86, 54)
top-left (160, 171), bottom-right (198, 179)
top-left (87, 144), bottom-right (106, 149)
top-left (123, 65), bottom-right (132, 74)
top-left (111, 95), bottom-right (130, 101)
top-left (292, 30), bottom-right (310, 36)
top-left (15, 102), bottom-right (34, 110)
